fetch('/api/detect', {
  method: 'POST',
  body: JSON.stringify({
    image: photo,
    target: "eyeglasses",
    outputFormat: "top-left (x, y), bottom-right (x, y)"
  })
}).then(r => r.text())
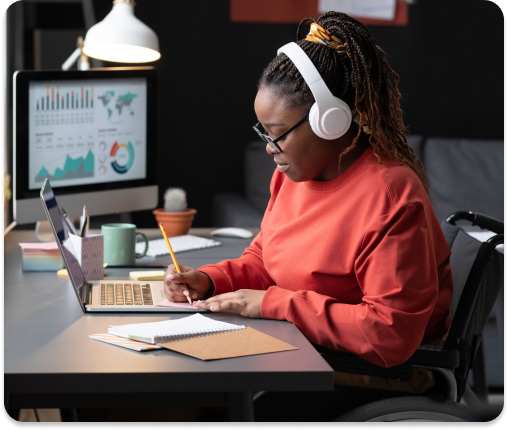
top-left (252, 115), bottom-right (308, 154)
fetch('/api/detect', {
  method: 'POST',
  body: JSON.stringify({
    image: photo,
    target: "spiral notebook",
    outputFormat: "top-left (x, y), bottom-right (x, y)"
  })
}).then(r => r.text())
top-left (108, 314), bottom-right (298, 360)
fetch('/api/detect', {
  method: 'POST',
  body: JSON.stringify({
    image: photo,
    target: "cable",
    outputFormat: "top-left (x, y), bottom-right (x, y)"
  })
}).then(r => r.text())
top-left (33, 409), bottom-right (40, 422)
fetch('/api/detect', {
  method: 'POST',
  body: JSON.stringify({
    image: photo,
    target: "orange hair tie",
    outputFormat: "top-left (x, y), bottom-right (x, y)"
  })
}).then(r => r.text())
top-left (305, 23), bottom-right (348, 57)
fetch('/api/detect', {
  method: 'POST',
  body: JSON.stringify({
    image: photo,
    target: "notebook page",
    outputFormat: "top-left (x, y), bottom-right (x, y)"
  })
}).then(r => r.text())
top-left (108, 314), bottom-right (245, 343)
top-left (90, 334), bottom-right (163, 351)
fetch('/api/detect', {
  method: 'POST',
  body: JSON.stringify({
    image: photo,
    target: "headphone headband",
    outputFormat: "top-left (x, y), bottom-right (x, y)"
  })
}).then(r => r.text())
top-left (277, 42), bottom-right (351, 139)
top-left (277, 42), bottom-right (338, 111)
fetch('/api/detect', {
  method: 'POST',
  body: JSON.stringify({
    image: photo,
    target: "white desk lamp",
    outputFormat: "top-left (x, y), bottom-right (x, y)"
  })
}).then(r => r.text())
top-left (62, 0), bottom-right (160, 70)
top-left (40, 0), bottom-right (161, 241)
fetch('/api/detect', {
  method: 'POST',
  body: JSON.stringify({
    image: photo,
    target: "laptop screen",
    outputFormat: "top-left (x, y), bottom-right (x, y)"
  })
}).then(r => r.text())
top-left (40, 179), bottom-right (87, 309)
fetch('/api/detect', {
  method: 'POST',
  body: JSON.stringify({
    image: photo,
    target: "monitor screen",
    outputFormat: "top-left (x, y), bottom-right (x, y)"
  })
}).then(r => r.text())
top-left (14, 68), bottom-right (158, 224)
top-left (28, 77), bottom-right (147, 190)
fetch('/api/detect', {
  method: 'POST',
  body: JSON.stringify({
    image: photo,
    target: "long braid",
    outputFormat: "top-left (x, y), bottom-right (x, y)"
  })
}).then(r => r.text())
top-left (258, 12), bottom-right (431, 199)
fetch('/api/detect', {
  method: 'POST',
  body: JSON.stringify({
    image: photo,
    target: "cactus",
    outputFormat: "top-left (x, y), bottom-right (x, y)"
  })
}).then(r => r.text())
top-left (164, 188), bottom-right (187, 212)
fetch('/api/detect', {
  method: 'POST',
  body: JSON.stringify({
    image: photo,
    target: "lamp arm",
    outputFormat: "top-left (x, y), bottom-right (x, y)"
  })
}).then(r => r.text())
top-left (62, 36), bottom-right (91, 71)
top-left (61, 48), bottom-right (82, 71)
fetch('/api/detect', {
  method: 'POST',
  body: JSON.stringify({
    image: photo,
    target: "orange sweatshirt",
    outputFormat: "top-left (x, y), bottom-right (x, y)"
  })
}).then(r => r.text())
top-left (199, 147), bottom-right (453, 368)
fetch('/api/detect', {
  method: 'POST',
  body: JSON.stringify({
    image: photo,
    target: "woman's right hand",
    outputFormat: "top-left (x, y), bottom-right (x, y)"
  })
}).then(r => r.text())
top-left (164, 264), bottom-right (215, 302)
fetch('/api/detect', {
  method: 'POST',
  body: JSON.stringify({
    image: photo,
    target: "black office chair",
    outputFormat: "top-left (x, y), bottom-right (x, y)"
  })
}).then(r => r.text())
top-left (312, 211), bottom-right (503, 422)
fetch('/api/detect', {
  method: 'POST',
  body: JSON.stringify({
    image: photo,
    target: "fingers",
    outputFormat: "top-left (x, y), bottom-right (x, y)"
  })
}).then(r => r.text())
top-left (195, 299), bottom-right (244, 313)
top-left (164, 265), bottom-right (198, 301)
top-left (165, 267), bottom-right (196, 286)
top-left (194, 293), bottom-right (244, 313)
top-left (167, 275), bottom-right (198, 299)
top-left (193, 289), bottom-right (264, 318)
top-left (164, 284), bottom-right (192, 302)
top-left (165, 264), bottom-right (193, 280)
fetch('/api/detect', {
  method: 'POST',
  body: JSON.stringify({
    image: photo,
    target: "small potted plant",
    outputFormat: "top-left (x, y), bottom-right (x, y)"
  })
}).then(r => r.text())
top-left (153, 188), bottom-right (197, 237)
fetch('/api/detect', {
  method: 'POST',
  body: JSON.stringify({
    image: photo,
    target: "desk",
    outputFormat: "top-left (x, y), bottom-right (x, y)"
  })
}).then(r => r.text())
top-left (4, 228), bottom-right (333, 421)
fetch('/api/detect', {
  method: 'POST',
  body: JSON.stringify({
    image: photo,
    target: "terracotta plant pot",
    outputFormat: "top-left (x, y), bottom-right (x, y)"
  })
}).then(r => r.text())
top-left (153, 208), bottom-right (197, 237)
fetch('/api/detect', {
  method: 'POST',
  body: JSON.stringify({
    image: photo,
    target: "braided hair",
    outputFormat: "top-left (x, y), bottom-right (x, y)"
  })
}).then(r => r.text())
top-left (258, 12), bottom-right (430, 197)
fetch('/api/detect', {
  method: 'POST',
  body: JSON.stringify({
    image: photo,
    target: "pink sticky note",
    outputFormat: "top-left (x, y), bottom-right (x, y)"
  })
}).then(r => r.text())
top-left (19, 242), bottom-right (59, 250)
top-left (156, 299), bottom-right (198, 309)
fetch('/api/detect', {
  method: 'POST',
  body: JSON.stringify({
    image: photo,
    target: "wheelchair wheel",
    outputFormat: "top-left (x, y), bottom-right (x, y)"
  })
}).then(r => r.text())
top-left (334, 396), bottom-right (470, 422)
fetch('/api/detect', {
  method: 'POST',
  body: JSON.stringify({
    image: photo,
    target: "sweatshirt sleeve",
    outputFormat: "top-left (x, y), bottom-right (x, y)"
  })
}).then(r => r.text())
top-left (198, 170), bottom-right (283, 296)
top-left (198, 230), bottom-right (275, 296)
top-left (260, 203), bottom-right (441, 368)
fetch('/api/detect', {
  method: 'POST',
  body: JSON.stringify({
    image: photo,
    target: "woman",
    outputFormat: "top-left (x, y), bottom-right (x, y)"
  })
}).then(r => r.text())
top-left (164, 12), bottom-right (453, 421)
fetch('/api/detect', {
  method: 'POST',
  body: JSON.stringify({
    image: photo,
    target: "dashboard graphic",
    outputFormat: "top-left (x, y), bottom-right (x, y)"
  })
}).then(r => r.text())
top-left (28, 78), bottom-right (147, 190)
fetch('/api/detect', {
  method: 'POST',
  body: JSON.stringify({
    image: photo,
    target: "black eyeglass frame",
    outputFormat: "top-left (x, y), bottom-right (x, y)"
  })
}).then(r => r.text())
top-left (252, 115), bottom-right (308, 153)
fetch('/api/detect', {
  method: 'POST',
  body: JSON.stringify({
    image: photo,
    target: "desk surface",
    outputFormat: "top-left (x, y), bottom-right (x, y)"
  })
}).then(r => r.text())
top-left (5, 228), bottom-right (333, 398)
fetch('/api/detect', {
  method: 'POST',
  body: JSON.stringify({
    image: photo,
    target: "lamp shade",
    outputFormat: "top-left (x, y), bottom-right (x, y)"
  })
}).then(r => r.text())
top-left (83, 0), bottom-right (160, 63)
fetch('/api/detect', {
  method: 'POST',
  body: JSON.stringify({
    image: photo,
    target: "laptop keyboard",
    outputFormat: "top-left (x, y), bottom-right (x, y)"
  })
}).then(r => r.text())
top-left (101, 283), bottom-right (153, 306)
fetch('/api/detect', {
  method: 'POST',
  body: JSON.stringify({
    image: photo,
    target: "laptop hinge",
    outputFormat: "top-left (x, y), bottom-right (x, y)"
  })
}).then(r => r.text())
top-left (82, 282), bottom-right (93, 305)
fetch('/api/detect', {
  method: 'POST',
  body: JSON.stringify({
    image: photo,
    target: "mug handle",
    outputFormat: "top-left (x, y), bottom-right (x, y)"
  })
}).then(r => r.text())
top-left (135, 232), bottom-right (149, 258)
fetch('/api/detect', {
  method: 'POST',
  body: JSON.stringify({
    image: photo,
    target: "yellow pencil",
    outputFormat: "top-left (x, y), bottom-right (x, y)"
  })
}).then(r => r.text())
top-left (159, 223), bottom-right (192, 305)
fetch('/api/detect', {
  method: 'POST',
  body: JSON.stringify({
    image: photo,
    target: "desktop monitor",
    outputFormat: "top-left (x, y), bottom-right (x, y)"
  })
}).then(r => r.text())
top-left (13, 67), bottom-right (158, 224)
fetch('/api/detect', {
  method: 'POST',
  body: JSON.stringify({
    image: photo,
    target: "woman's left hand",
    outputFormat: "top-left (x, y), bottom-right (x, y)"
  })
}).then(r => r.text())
top-left (194, 289), bottom-right (266, 318)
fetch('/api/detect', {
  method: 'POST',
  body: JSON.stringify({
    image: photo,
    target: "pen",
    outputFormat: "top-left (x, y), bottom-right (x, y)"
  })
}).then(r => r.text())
top-left (158, 223), bottom-right (192, 305)
top-left (80, 217), bottom-right (88, 238)
top-left (61, 207), bottom-right (78, 235)
top-left (81, 205), bottom-right (88, 237)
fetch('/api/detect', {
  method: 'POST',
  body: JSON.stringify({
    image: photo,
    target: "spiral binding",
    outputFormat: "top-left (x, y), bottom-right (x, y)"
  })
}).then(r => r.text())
top-left (154, 325), bottom-right (246, 343)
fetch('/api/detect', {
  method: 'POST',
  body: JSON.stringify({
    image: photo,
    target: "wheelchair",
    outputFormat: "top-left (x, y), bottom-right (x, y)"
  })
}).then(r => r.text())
top-left (310, 211), bottom-right (504, 422)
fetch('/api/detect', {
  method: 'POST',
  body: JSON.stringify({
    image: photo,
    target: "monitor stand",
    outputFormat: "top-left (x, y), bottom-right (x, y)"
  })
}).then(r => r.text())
top-left (35, 220), bottom-right (57, 242)
top-left (35, 216), bottom-right (82, 242)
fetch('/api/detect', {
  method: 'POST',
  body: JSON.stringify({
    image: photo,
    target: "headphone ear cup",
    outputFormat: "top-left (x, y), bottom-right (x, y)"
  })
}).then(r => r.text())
top-left (309, 97), bottom-right (352, 140)
top-left (321, 100), bottom-right (351, 138)
top-left (332, 96), bottom-right (352, 137)
top-left (309, 102), bottom-right (328, 139)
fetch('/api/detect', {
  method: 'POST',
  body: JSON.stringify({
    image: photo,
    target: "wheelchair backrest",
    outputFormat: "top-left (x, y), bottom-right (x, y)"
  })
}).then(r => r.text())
top-left (440, 217), bottom-right (503, 398)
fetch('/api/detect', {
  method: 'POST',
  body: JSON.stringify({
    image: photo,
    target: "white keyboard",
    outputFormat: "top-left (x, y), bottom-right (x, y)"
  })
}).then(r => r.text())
top-left (136, 235), bottom-right (222, 258)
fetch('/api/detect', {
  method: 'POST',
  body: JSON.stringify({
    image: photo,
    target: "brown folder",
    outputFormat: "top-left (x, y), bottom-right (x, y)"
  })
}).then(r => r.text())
top-left (155, 326), bottom-right (298, 360)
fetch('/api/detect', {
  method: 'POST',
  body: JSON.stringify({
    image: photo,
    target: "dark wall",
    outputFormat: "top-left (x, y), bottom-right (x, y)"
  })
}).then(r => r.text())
top-left (8, 0), bottom-right (503, 228)
top-left (367, 0), bottom-right (503, 139)
top-left (98, 0), bottom-right (501, 227)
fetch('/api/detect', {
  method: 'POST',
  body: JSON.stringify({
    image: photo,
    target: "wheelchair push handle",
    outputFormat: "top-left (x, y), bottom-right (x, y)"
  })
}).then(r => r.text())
top-left (446, 211), bottom-right (504, 235)
top-left (473, 213), bottom-right (504, 235)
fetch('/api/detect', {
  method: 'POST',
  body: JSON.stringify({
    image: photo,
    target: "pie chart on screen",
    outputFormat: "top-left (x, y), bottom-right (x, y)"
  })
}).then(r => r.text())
top-left (110, 141), bottom-right (134, 174)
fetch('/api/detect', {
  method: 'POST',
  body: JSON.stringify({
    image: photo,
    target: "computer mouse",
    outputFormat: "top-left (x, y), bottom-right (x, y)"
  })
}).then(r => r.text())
top-left (210, 228), bottom-right (254, 239)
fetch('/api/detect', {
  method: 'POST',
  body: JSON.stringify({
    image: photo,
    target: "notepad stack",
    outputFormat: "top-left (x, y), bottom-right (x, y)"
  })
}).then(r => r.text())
top-left (20, 242), bottom-right (63, 271)
top-left (105, 314), bottom-right (298, 360)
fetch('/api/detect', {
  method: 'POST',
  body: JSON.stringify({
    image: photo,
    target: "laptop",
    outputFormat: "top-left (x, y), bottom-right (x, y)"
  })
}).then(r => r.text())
top-left (40, 178), bottom-right (206, 313)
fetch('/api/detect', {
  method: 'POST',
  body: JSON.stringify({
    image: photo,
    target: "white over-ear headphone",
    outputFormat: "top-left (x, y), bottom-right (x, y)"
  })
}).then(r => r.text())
top-left (277, 42), bottom-right (352, 140)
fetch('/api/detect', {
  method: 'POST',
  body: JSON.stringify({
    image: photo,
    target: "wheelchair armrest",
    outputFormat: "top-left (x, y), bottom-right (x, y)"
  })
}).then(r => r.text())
top-left (312, 344), bottom-right (413, 380)
top-left (313, 344), bottom-right (459, 380)
top-left (405, 345), bottom-right (459, 369)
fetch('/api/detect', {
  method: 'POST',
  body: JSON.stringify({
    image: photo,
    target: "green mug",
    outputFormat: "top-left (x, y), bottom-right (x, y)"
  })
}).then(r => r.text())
top-left (101, 223), bottom-right (149, 266)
